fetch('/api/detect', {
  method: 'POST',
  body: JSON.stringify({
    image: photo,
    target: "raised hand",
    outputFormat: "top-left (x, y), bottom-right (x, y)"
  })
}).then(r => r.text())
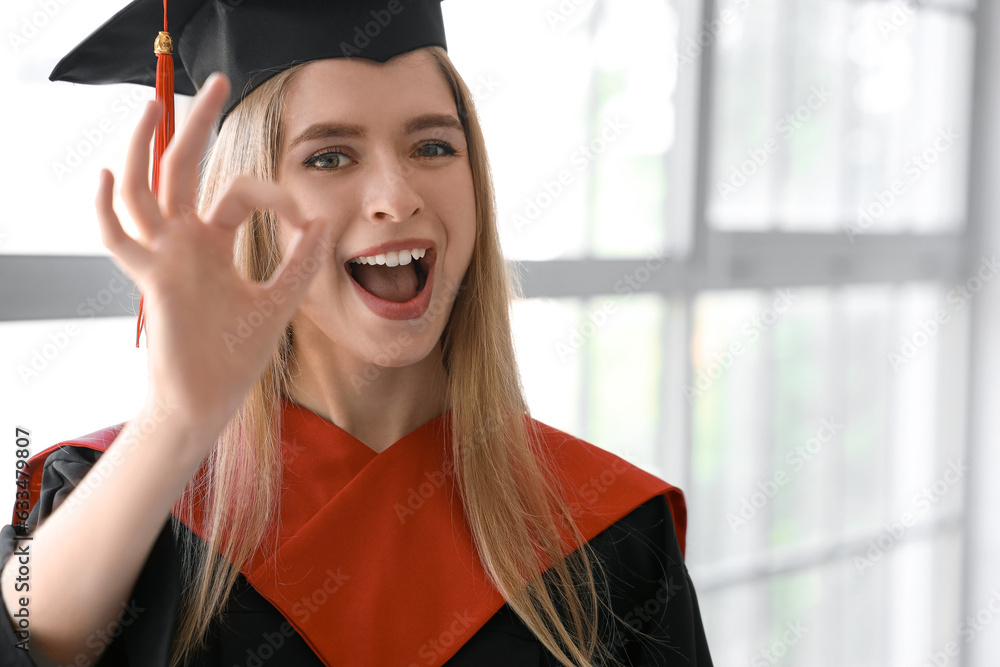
top-left (95, 72), bottom-right (328, 446)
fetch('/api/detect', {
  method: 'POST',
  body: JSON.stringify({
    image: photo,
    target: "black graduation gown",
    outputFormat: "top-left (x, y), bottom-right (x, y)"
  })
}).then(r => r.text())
top-left (0, 444), bottom-right (712, 666)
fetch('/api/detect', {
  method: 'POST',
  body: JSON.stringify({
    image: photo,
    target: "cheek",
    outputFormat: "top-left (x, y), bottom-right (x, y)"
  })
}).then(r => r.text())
top-left (274, 182), bottom-right (353, 277)
top-left (435, 175), bottom-right (477, 269)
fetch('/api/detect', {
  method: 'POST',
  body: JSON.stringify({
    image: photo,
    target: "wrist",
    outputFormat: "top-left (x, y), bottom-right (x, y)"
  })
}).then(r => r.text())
top-left (128, 395), bottom-right (227, 467)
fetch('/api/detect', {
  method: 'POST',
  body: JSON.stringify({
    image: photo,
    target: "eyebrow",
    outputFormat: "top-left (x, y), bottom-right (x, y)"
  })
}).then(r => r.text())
top-left (288, 113), bottom-right (464, 150)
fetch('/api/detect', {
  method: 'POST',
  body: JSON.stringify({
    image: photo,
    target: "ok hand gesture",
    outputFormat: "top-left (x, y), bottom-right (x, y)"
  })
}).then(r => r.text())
top-left (95, 72), bottom-right (327, 449)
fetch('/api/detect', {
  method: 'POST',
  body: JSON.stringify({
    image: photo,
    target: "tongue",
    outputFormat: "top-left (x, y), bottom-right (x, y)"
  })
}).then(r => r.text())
top-left (352, 263), bottom-right (419, 303)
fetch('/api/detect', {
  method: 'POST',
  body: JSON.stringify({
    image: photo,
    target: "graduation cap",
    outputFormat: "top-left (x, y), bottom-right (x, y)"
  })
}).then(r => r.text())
top-left (49, 0), bottom-right (448, 346)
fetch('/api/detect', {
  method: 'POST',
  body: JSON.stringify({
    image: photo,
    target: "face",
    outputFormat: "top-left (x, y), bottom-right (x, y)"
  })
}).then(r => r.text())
top-left (276, 50), bottom-right (476, 370)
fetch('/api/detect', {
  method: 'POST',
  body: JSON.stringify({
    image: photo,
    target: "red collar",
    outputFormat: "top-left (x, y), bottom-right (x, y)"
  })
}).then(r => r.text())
top-left (19, 399), bottom-right (686, 666)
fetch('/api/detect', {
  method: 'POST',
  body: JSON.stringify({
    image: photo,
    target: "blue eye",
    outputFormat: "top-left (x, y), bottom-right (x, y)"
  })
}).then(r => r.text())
top-left (415, 141), bottom-right (457, 158)
top-left (302, 142), bottom-right (457, 170)
top-left (303, 150), bottom-right (352, 170)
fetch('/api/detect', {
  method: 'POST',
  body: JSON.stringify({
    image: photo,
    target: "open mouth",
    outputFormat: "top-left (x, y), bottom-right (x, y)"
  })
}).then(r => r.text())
top-left (345, 247), bottom-right (434, 303)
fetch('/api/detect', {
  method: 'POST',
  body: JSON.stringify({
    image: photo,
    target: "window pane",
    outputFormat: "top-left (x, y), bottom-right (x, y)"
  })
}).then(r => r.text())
top-left (708, 0), bottom-right (974, 232)
top-left (688, 283), bottom-right (967, 562)
top-left (0, 317), bottom-right (148, 513)
top-left (511, 297), bottom-right (585, 434)
top-left (589, 0), bottom-right (678, 259)
top-left (583, 294), bottom-right (665, 472)
top-left (448, 0), bottom-right (690, 260)
top-left (512, 294), bottom-right (666, 472)
top-left (698, 537), bottom-right (961, 667)
top-left (2, 0), bottom-right (195, 254)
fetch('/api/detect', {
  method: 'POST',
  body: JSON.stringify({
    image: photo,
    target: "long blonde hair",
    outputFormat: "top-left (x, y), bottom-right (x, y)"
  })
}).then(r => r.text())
top-left (170, 47), bottom-right (623, 667)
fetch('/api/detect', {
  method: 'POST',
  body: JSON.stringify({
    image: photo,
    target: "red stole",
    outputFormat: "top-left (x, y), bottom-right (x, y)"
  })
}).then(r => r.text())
top-left (16, 398), bottom-right (687, 666)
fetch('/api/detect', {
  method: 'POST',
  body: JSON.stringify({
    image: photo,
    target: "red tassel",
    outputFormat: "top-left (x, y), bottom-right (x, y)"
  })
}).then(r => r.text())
top-left (137, 0), bottom-right (174, 347)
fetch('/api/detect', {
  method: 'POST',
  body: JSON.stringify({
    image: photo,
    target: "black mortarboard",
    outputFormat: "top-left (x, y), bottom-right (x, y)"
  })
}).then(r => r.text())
top-left (50, 0), bottom-right (448, 124)
top-left (49, 0), bottom-right (447, 347)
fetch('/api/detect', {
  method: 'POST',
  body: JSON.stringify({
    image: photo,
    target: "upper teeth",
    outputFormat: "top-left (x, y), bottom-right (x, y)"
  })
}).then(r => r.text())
top-left (349, 248), bottom-right (427, 267)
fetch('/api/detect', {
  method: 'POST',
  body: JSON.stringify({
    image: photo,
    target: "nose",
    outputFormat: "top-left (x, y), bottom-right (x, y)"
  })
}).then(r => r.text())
top-left (362, 155), bottom-right (423, 224)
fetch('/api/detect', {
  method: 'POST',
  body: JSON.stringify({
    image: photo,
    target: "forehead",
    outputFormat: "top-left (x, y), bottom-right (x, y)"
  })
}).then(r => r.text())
top-left (281, 51), bottom-right (457, 136)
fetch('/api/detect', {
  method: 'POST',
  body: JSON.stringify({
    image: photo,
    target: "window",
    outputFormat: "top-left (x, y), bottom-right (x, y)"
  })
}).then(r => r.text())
top-left (2, 0), bottom-right (992, 663)
top-left (452, 0), bottom-right (984, 663)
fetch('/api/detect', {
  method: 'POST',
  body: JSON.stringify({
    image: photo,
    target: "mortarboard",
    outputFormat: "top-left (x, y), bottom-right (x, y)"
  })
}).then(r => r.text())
top-left (49, 0), bottom-right (448, 346)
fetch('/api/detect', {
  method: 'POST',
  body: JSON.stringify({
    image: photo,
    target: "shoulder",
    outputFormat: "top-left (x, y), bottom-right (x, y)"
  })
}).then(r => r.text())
top-left (46, 421), bottom-right (126, 457)
top-left (527, 417), bottom-right (666, 481)
top-left (454, 493), bottom-right (711, 666)
top-left (526, 416), bottom-right (689, 557)
top-left (12, 422), bottom-right (126, 527)
top-left (581, 494), bottom-right (713, 665)
top-left (26, 421), bottom-right (125, 472)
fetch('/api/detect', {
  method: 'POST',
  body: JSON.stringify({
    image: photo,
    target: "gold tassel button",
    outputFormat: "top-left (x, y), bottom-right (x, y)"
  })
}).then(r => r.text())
top-left (153, 31), bottom-right (173, 55)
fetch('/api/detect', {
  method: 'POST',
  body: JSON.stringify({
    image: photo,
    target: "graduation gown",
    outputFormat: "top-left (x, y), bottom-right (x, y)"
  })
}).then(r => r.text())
top-left (0, 398), bottom-right (712, 666)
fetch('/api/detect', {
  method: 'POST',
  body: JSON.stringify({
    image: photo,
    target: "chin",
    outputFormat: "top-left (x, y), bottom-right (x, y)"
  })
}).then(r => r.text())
top-left (365, 320), bottom-right (445, 362)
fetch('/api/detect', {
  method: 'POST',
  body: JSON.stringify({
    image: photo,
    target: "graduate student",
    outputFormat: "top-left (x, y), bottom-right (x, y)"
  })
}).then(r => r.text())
top-left (0, 0), bottom-right (713, 665)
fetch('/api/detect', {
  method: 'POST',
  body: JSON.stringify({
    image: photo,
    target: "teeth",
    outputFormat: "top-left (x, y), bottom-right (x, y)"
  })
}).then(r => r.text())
top-left (349, 248), bottom-right (428, 266)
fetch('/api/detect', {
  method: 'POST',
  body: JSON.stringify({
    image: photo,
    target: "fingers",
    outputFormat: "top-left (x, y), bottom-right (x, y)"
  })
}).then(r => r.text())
top-left (159, 72), bottom-right (231, 219)
top-left (95, 169), bottom-right (152, 270)
top-left (205, 174), bottom-right (329, 320)
top-left (261, 217), bottom-right (329, 314)
top-left (121, 100), bottom-right (167, 239)
top-left (202, 176), bottom-right (317, 232)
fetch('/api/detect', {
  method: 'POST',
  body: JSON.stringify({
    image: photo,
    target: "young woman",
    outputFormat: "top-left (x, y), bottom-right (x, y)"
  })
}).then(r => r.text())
top-left (0, 2), bottom-right (712, 665)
